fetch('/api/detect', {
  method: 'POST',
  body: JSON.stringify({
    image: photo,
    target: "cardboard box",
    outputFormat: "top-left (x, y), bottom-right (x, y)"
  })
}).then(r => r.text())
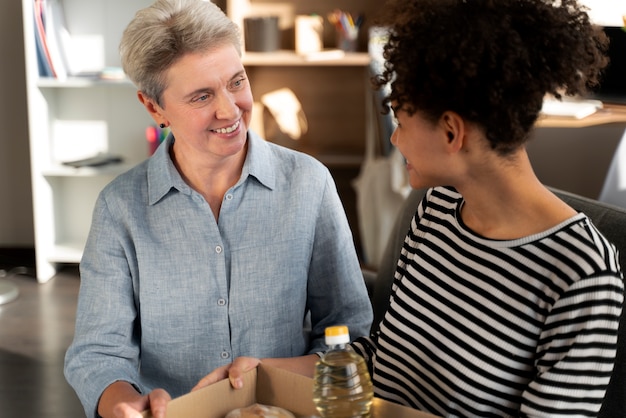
top-left (142, 364), bottom-right (439, 418)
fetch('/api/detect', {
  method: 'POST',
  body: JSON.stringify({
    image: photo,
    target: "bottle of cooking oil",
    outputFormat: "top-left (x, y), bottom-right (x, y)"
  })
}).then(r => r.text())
top-left (312, 325), bottom-right (374, 418)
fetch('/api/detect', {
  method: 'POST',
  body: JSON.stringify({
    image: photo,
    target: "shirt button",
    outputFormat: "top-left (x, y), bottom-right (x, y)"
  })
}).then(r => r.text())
top-left (225, 194), bottom-right (233, 201)
top-left (215, 245), bottom-right (222, 254)
top-left (221, 351), bottom-right (230, 359)
top-left (217, 298), bottom-right (226, 306)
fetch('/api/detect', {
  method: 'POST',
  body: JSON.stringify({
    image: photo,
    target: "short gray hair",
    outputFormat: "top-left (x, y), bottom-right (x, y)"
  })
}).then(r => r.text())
top-left (120, 0), bottom-right (241, 105)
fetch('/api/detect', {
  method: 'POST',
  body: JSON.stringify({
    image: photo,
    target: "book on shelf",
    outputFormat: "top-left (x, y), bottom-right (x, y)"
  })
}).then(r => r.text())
top-left (33, 0), bottom-right (55, 77)
top-left (34, 16), bottom-right (53, 77)
top-left (44, 0), bottom-right (72, 79)
top-left (33, 0), bottom-right (73, 79)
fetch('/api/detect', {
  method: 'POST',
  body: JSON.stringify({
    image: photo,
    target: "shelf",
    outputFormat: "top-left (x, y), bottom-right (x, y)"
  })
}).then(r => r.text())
top-left (242, 50), bottom-right (371, 67)
top-left (37, 76), bottom-right (134, 88)
top-left (536, 104), bottom-right (626, 128)
top-left (34, 53), bottom-right (373, 86)
top-left (42, 162), bottom-right (134, 177)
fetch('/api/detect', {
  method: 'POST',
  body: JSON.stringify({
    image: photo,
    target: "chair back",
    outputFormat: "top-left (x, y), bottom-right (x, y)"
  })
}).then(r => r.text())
top-left (553, 189), bottom-right (626, 418)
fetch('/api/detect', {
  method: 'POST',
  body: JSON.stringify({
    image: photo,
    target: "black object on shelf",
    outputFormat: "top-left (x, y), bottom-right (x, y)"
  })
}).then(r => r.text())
top-left (244, 16), bottom-right (280, 52)
top-left (61, 153), bottom-right (124, 168)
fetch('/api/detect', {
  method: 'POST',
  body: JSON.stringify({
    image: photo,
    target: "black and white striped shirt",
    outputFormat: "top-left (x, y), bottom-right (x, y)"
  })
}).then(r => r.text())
top-left (353, 187), bottom-right (623, 417)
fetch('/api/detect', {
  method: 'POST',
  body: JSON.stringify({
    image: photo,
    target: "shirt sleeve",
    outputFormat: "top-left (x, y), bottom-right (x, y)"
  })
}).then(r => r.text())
top-left (350, 333), bottom-right (380, 377)
top-left (64, 192), bottom-right (143, 418)
top-left (305, 168), bottom-right (373, 352)
top-left (520, 273), bottom-right (623, 416)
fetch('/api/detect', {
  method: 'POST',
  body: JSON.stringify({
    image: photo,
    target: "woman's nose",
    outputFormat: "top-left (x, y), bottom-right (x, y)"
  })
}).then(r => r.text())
top-left (390, 127), bottom-right (399, 146)
top-left (215, 93), bottom-right (239, 120)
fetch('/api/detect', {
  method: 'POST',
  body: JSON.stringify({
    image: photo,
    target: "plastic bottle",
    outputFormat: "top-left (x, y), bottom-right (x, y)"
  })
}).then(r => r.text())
top-left (312, 325), bottom-right (374, 418)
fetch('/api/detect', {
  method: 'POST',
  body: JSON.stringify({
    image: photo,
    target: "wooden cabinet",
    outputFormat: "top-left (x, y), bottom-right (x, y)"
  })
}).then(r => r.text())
top-left (242, 52), bottom-right (375, 258)
top-left (243, 52), bottom-right (371, 164)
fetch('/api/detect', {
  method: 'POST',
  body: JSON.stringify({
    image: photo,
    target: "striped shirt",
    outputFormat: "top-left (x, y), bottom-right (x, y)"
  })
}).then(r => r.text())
top-left (352, 187), bottom-right (623, 417)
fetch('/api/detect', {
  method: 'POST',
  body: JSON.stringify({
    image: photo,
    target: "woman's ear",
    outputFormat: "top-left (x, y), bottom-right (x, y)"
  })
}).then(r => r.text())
top-left (440, 111), bottom-right (465, 152)
top-left (137, 91), bottom-right (165, 125)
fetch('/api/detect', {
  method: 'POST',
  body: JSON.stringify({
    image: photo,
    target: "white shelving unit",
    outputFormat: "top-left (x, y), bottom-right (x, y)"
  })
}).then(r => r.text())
top-left (22, 0), bottom-right (154, 282)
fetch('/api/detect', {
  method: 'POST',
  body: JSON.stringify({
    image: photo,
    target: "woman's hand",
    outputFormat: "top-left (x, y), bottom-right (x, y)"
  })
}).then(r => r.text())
top-left (98, 381), bottom-right (171, 418)
top-left (192, 354), bottom-right (319, 393)
top-left (192, 356), bottom-right (262, 392)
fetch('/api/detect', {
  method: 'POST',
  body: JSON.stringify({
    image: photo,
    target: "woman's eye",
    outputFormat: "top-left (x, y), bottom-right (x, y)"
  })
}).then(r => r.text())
top-left (191, 93), bottom-right (211, 104)
top-left (231, 77), bottom-right (246, 89)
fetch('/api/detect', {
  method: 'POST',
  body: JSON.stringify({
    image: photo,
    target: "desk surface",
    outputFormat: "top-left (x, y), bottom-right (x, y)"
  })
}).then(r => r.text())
top-left (536, 103), bottom-right (626, 128)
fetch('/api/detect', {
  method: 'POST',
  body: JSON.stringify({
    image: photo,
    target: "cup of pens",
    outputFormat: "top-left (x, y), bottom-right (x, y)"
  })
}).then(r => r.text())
top-left (328, 9), bottom-right (362, 52)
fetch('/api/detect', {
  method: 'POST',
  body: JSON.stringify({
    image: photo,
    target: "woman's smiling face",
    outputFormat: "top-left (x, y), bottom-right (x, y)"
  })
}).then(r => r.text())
top-left (159, 44), bottom-right (253, 161)
top-left (391, 107), bottom-right (451, 190)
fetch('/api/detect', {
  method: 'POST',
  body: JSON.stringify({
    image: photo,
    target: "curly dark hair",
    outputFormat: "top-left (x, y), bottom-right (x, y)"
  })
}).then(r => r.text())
top-left (373, 0), bottom-right (609, 154)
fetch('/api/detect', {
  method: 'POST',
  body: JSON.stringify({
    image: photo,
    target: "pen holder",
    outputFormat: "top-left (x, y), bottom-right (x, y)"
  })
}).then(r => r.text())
top-left (337, 30), bottom-right (358, 52)
top-left (328, 10), bottom-right (361, 52)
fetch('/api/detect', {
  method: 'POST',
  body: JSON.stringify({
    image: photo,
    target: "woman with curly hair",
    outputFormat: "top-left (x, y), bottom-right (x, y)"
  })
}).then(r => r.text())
top-left (198, 1), bottom-right (624, 416)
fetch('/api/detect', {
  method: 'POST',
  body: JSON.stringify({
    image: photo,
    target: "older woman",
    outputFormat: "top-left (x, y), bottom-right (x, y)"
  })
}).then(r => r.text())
top-left (63, 1), bottom-right (372, 417)
top-left (200, 0), bottom-right (624, 417)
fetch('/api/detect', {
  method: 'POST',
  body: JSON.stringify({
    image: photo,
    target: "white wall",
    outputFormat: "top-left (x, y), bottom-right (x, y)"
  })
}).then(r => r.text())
top-left (0, 1), bottom-right (34, 247)
top-left (581, 0), bottom-right (626, 25)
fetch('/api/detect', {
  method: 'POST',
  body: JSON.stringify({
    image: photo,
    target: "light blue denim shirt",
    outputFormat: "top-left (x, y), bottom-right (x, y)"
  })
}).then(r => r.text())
top-left (64, 131), bottom-right (372, 417)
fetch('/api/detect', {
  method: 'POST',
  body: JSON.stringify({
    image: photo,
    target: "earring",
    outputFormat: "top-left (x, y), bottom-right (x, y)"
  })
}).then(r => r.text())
top-left (159, 123), bottom-right (166, 129)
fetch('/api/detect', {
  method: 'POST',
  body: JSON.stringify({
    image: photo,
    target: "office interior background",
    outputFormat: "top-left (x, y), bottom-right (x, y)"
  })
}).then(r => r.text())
top-left (0, 1), bottom-right (624, 257)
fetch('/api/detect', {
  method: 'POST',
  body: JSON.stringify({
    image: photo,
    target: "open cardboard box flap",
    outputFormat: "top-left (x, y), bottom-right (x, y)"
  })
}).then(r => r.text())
top-left (142, 363), bottom-right (439, 418)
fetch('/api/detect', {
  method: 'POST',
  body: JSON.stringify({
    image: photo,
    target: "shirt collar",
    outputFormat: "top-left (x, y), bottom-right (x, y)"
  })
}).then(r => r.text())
top-left (244, 129), bottom-right (276, 191)
top-left (147, 129), bottom-right (276, 205)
